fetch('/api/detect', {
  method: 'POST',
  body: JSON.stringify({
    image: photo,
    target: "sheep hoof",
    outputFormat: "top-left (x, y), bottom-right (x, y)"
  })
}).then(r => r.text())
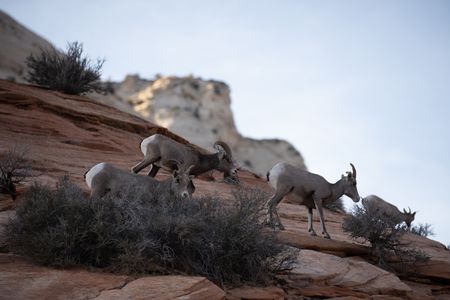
top-left (323, 233), bottom-right (331, 239)
top-left (224, 176), bottom-right (239, 185)
top-left (309, 229), bottom-right (317, 236)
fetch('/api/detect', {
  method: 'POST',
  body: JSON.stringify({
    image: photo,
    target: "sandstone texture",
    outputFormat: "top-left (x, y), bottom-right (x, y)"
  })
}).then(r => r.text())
top-left (0, 254), bottom-right (225, 300)
top-left (2, 9), bottom-right (450, 300)
top-left (1, 80), bottom-right (450, 299)
top-left (0, 9), bottom-right (306, 177)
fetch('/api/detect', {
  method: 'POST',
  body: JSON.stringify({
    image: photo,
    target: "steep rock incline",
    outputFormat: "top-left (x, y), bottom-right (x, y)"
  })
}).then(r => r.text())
top-left (1, 80), bottom-right (450, 299)
top-left (93, 75), bottom-right (306, 176)
top-left (0, 10), bottom-right (53, 82)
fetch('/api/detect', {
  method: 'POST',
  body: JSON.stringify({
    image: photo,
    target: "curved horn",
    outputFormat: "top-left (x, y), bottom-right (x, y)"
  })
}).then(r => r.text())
top-left (167, 159), bottom-right (182, 171)
top-left (408, 206), bottom-right (412, 214)
top-left (214, 141), bottom-right (232, 157)
top-left (186, 164), bottom-right (196, 175)
top-left (350, 163), bottom-right (357, 178)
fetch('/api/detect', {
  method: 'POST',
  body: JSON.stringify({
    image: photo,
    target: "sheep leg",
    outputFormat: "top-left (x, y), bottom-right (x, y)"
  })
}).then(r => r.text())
top-left (265, 187), bottom-right (290, 230)
top-left (313, 196), bottom-right (330, 239)
top-left (307, 207), bottom-right (317, 236)
top-left (131, 159), bottom-right (153, 174)
top-left (147, 165), bottom-right (160, 177)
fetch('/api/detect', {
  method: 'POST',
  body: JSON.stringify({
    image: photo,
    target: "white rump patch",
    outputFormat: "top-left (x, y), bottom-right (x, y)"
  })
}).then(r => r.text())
top-left (268, 162), bottom-right (286, 189)
top-left (85, 162), bottom-right (106, 189)
top-left (140, 135), bottom-right (158, 155)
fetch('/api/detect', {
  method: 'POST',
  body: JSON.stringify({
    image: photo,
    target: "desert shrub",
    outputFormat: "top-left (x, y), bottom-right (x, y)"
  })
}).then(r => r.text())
top-left (6, 178), bottom-right (295, 286)
top-left (324, 198), bottom-right (345, 213)
top-left (343, 201), bottom-right (428, 268)
top-left (410, 223), bottom-right (435, 237)
top-left (25, 41), bottom-right (104, 95)
top-left (0, 144), bottom-right (33, 200)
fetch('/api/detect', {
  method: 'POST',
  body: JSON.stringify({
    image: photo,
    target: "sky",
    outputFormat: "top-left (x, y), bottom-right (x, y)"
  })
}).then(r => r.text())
top-left (2, 0), bottom-right (450, 244)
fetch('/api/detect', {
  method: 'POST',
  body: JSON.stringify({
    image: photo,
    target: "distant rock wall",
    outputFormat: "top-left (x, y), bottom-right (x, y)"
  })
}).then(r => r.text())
top-left (99, 75), bottom-right (306, 175)
top-left (0, 10), bottom-right (306, 176)
top-left (0, 10), bottom-right (53, 82)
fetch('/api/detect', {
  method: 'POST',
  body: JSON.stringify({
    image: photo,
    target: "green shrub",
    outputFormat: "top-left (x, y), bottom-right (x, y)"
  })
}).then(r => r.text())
top-left (26, 41), bottom-right (104, 95)
top-left (6, 177), bottom-right (295, 286)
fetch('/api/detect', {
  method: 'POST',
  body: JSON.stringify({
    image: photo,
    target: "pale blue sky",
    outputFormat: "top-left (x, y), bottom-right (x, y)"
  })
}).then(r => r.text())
top-left (2, 0), bottom-right (450, 244)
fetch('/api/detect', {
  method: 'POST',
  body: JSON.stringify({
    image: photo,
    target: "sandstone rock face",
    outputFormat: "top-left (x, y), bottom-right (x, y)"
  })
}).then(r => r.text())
top-left (1, 80), bottom-right (450, 299)
top-left (94, 75), bottom-right (306, 176)
top-left (0, 10), bottom-right (53, 82)
top-left (0, 10), bottom-right (306, 176)
top-left (283, 250), bottom-right (411, 298)
top-left (0, 254), bottom-right (225, 300)
top-left (226, 286), bottom-right (285, 300)
top-left (94, 276), bottom-right (225, 300)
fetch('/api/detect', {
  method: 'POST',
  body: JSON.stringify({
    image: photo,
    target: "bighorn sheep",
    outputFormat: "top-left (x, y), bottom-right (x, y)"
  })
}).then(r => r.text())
top-left (85, 161), bottom-right (195, 199)
top-left (266, 163), bottom-right (361, 239)
top-left (131, 134), bottom-right (239, 184)
top-left (362, 195), bottom-right (416, 229)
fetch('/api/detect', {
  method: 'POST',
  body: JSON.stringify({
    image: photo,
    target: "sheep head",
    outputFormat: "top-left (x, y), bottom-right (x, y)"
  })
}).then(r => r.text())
top-left (214, 141), bottom-right (239, 183)
top-left (342, 163), bottom-right (360, 203)
top-left (402, 207), bottom-right (417, 228)
top-left (169, 160), bottom-right (195, 199)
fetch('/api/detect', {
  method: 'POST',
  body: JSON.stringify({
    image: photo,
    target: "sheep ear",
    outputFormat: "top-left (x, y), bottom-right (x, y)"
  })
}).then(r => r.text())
top-left (413, 212), bottom-right (416, 217)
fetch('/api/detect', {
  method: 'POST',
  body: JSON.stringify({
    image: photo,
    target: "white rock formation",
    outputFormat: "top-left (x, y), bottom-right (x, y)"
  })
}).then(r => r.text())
top-left (105, 75), bottom-right (306, 175)
top-left (0, 10), bottom-right (306, 175)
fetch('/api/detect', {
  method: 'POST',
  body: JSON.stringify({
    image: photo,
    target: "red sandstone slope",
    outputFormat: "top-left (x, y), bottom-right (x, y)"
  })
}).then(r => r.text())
top-left (1, 80), bottom-right (449, 299)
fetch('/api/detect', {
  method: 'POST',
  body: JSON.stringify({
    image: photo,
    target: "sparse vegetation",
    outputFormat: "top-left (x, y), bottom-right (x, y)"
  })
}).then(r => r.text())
top-left (0, 145), bottom-right (32, 200)
top-left (26, 41), bottom-right (104, 95)
top-left (324, 198), bottom-right (345, 213)
top-left (343, 201), bottom-right (428, 268)
top-left (410, 223), bottom-right (435, 238)
top-left (6, 178), bottom-right (295, 286)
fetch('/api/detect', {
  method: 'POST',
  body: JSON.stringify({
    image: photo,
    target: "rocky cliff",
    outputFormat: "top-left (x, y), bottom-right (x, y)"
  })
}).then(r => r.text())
top-left (0, 10), bottom-right (53, 82)
top-left (1, 80), bottom-right (449, 299)
top-left (0, 10), bottom-right (306, 176)
top-left (93, 74), bottom-right (306, 176)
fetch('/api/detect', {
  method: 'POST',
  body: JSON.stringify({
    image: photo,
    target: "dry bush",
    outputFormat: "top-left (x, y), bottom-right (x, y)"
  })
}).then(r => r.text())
top-left (0, 145), bottom-right (32, 200)
top-left (6, 178), bottom-right (295, 286)
top-left (343, 201), bottom-right (428, 268)
top-left (410, 223), bottom-right (435, 238)
top-left (324, 198), bottom-right (346, 213)
top-left (26, 41), bottom-right (104, 95)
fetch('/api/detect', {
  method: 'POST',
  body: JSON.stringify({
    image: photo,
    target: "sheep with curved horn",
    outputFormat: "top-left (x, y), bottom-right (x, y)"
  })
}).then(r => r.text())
top-left (132, 134), bottom-right (239, 184)
top-left (266, 162), bottom-right (361, 239)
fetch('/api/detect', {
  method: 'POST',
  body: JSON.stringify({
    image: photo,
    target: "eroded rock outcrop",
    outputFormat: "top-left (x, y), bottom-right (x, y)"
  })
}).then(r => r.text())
top-left (1, 80), bottom-right (450, 299)
top-left (0, 254), bottom-right (225, 300)
top-left (0, 10), bottom-right (305, 176)
top-left (95, 75), bottom-right (306, 176)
